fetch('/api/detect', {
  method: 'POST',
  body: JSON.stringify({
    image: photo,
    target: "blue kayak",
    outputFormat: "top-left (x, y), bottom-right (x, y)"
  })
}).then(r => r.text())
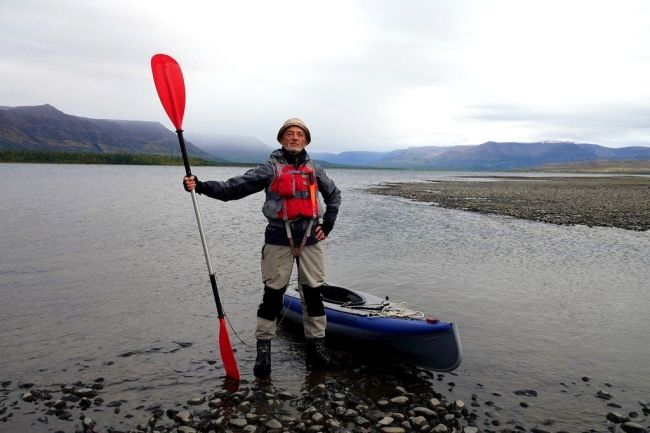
top-left (281, 284), bottom-right (462, 371)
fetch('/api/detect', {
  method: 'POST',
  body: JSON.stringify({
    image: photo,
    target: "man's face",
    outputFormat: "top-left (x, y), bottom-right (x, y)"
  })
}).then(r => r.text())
top-left (280, 126), bottom-right (308, 154)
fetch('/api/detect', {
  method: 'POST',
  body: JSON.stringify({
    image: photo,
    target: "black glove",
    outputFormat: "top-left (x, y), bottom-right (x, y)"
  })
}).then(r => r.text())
top-left (319, 221), bottom-right (334, 237)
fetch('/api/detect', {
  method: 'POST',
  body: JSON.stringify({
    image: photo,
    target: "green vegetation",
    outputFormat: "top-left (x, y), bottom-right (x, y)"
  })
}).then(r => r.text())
top-left (0, 150), bottom-right (235, 166)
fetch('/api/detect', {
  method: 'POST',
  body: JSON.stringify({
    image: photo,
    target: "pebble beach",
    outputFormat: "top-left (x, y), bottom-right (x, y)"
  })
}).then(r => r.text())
top-left (368, 176), bottom-right (650, 231)
top-left (2, 354), bottom-right (650, 433)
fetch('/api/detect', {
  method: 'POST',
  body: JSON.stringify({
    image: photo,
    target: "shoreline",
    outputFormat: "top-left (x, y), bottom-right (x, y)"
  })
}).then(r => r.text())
top-left (368, 176), bottom-right (650, 231)
top-left (3, 365), bottom-right (649, 433)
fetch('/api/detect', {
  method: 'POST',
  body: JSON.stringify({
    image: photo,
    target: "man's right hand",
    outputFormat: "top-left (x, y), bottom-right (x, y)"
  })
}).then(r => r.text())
top-left (183, 175), bottom-right (197, 192)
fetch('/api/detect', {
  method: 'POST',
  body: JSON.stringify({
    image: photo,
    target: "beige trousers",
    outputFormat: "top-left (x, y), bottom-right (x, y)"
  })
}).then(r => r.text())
top-left (256, 243), bottom-right (327, 340)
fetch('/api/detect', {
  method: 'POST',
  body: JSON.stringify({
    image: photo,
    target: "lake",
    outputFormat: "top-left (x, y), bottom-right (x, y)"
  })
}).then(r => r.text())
top-left (1, 163), bottom-right (648, 432)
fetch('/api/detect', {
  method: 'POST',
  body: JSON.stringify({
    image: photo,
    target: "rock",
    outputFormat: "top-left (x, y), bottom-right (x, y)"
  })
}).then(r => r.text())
top-left (390, 396), bottom-right (409, 405)
top-left (378, 416), bottom-right (394, 426)
top-left (463, 427), bottom-right (479, 433)
top-left (381, 427), bottom-right (406, 433)
top-left (410, 415), bottom-right (427, 427)
top-left (245, 413), bottom-right (258, 423)
top-left (243, 426), bottom-right (257, 433)
top-left (514, 390), bottom-right (538, 397)
top-left (355, 416), bottom-right (371, 426)
top-left (395, 386), bottom-right (407, 395)
top-left (413, 407), bottom-right (436, 417)
top-left (377, 399), bottom-right (390, 408)
top-left (82, 417), bottom-right (96, 429)
top-left (187, 396), bottom-right (205, 405)
top-left (621, 422), bottom-right (647, 433)
top-left (208, 398), bottom-right (222, 408)
top-left (21, 392), bottom-right (35, 402)
top-left (345, 408), bottom-right (359, 418)
top-left (429, 398), bottom-right (442, 408)
top-left (596, 390), bottom-right (613, 400)
top-left (312, 412), bottom-right (325, 423)
top-left (61, 384), bottom-right (76, 394)
top-left (454, 400), bottom-right (465, 409)
top-left (266, 419), bottom-right (282, 430)
top-left (432, 423), bottom-right (448, 433)
top-left (278, 391), bottom-right (298, 400)
top-left (582, 376), bottom-right (591, 382)
top-left (308, 426), bottom-right (324, 432)
top-left (76, 388), bottom-right (97, 398)
top-left (326, 419), bottom-right (341, 429)
top-left (229, 418), bottom-right (248, 428)
top-left (61, 393), bottom-right (80, 403)
top-left (607, 412), bottom-right (630, 423)
top-left (177, 427), bottom-right (197, 433)
top-left (175, 411), bottom-right (193, 425)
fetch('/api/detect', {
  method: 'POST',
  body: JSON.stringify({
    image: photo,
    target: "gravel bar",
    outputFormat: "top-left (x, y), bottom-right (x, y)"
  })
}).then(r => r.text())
top-left (368, 176), bottom-right (650, 231)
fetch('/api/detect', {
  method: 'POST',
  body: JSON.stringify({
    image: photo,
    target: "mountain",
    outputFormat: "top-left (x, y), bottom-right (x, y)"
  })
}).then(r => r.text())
top-left (0, 104), bottom-right (213, 158)
top-left (313, 141), bottom-right (650, 170)
top-left (185, 133), bottom-right (274, 163)
top-left (418, 141), bottom-right (650, 170)
top-left (3, 105), bottom-right (650, 169)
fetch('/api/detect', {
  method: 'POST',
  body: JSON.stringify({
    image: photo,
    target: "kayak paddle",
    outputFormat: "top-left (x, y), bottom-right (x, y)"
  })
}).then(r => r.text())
top-left (150, 53), bottom-right (240, 381)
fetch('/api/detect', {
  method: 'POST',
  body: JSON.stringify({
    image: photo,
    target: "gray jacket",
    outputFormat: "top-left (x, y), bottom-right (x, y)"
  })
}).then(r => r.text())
top-left (196, 149), bottom-right (341, 246)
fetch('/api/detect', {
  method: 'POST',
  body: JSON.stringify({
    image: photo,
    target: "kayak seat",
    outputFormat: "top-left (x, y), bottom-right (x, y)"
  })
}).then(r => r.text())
top-left (321, 285), bottom-right (364, 306)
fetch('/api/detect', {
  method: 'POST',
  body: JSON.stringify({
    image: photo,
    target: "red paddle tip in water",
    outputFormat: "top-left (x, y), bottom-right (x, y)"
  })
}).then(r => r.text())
top-left (151, 54), bottom-right (186, 131)
top-left (219, 319), bottom-right (240, 381)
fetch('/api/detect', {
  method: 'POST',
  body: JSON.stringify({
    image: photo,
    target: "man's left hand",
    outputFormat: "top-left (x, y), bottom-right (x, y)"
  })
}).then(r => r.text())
top-left (315, 225), bottom-right (327, 241)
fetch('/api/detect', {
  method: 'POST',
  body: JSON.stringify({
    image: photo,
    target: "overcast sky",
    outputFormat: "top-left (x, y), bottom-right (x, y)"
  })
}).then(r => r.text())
top-left (2, 0), bottom-right (649, 152)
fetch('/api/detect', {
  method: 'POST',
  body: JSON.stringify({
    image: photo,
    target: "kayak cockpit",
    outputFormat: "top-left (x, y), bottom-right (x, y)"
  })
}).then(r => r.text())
top-left (321, 284), bottom-right (365, 306)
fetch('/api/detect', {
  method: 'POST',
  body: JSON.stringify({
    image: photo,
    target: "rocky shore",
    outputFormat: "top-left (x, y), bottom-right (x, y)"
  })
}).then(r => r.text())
top-left (368, 176), bottom-right (650, 231)
top-left (3, 367), bottom-right (649, 433)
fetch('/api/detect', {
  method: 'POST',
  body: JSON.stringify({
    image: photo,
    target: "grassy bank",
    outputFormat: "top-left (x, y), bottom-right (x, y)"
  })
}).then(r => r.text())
top-left (0, 150), bottom-right (232, 166)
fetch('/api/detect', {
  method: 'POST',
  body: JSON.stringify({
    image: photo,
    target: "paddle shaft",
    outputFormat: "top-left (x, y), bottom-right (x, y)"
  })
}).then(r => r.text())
top-left (176, 129), bottom-right (226, 319)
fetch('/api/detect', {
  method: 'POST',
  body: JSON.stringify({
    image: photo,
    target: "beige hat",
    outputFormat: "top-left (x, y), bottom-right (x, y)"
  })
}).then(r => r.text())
top-left (277, 118), bottom-right (311, 144)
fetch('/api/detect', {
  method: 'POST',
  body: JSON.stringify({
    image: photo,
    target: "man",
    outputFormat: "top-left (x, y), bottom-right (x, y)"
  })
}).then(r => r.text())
top-left (183, 118), bottom-right (341, 378)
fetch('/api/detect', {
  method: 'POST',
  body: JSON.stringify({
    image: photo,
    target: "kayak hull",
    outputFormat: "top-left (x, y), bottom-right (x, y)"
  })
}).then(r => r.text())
top-left (281, 285), bottom-right (462, 371)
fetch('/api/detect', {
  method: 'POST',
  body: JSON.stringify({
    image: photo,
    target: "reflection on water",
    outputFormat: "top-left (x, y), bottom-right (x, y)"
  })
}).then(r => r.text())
top-left (1, 163), bottom-right (649, 431)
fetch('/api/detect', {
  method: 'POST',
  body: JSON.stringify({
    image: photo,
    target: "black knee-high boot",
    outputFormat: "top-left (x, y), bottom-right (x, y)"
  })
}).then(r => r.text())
top-left (253, 339), bottom-right (271, 377)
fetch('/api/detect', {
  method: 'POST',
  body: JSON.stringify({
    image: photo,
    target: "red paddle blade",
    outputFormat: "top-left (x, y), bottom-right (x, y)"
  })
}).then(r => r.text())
top-left (218, 318), bottom-right (240, 381)
top-left (151, 54), bottom-right (186, 130)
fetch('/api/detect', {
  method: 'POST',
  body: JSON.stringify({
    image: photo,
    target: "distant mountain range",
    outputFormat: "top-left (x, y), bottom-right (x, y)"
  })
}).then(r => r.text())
top-left (2, 104), bottom-right (650, 170)
top-left (317, 141), bottom-right (650, 170)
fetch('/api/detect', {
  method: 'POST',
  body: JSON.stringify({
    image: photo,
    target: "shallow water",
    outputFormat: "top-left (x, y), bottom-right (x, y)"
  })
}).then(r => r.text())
top-left (1, 163), bottom-right (649, 432)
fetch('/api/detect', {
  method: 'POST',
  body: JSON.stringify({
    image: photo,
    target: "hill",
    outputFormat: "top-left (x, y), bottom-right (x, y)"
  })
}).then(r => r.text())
top-left (0, 104), bottom-right (214, 159)
top-left (313, 141), bottom-right (650, 170)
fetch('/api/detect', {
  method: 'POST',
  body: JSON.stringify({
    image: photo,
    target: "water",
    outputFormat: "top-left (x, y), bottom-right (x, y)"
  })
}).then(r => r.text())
top-left (1, 163), bottom-right (648, 431)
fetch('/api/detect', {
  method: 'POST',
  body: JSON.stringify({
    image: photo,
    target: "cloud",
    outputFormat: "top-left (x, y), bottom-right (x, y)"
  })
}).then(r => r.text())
top-left (1, 0), bottom-right (649, 152)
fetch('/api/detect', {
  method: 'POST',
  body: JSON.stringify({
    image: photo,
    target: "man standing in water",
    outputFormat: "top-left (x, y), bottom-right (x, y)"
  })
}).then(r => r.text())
top-left (183, 118), bottom-right (341, 378)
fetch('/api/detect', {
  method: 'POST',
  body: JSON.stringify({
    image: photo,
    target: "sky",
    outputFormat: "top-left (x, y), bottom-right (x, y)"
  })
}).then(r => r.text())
top-left (1, 0), bottom-right (649, 153)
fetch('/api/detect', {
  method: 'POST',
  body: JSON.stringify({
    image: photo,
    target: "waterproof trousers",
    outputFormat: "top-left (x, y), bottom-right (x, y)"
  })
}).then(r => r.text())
top-left (256, 243), bottom-right (327, 340)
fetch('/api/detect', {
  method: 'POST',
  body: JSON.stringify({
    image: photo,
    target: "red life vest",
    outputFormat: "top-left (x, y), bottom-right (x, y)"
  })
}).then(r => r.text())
top-left (269, 161), bottom-right (319, 221)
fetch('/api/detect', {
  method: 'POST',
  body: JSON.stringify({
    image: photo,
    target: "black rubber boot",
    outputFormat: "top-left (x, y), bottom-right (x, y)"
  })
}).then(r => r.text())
top-left (306, 338), bottom-right (341, 369)
top-left (253, 339), bottom-right (271, 378)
